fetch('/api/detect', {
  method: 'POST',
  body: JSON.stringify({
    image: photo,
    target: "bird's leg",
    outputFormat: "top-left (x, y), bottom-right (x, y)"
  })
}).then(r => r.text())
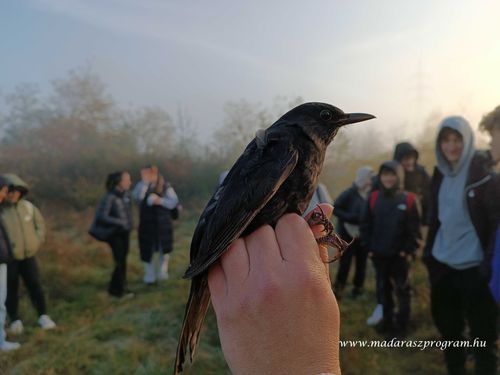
top-left (317, 234), bottom-right (353, 263)
top-left (306, 205), bottom-right (332, 233)
top-left (307, 205), bottom-right (351, 263)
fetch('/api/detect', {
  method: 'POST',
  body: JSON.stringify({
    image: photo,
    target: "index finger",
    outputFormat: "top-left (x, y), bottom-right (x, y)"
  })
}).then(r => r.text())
top-left (276, 204), bottom-right (333, 276)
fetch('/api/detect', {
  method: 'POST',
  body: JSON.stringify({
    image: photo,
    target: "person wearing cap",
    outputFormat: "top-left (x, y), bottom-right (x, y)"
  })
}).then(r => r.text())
top-left (0, 174), bottom-right (56, 335)
top-left (332, 166), bottom-right (374, 299)
top-left (360, 161), bottom-right (420, 337)
top-left (423, 117), bottom-right (498, 375)
top-left (0, 176), bottom-right (20, 351)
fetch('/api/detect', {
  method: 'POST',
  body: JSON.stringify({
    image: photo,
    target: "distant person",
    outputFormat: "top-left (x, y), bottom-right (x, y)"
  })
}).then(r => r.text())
top-left (133, 166), bottom-right (179, 284)
top-left (218, 170), bottom-right (229, 186)
top-left (332, 166), bottom-right (374, 299)
top-left (478, 105), bottom-right (500, 303)
top-left (90, 171), bottom-right (133, 298)
top-left (366, 141), bottom-right (429, 326)
top-left (360, 161), bottom-right (420, 337)
top-left (0, 174), bottom-right (56, 334)
top-left (0, 177), bottom-right (20, 351)
top-left (393, 142), bottom-right (430, 224)
top-left (423, 117), bottom-right (498, 375)
top-left (303, 182), bottom-right (332, 216)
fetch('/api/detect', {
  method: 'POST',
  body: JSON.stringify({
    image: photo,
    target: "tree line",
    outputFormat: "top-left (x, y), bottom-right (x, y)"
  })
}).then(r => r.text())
top-left (0, 67), bottom-right (434, 211)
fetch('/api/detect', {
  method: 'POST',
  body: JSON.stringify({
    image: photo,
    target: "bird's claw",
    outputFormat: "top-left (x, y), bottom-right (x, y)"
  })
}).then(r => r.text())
top-left (307, 205), bottom-right (350, 262)
top-left (307, 205), bottom-right (333, 233)
top-left (317, 234), bottom-right (352, 263)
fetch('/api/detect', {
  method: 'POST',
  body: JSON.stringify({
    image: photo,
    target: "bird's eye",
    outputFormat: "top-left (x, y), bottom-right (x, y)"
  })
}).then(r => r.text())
top-left (320, 110), bottom-right (332, 121)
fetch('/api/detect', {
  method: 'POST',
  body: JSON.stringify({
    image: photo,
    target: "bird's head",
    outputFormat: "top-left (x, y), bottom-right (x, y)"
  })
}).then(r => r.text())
top-left (279, 102), bottom-right (375, 147)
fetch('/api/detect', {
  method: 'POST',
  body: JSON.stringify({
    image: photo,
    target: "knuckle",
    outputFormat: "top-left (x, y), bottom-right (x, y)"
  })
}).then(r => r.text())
top-left (278, 213), bottom-right (307, 232)
top-left (252, 224), bottom-right (274, 239)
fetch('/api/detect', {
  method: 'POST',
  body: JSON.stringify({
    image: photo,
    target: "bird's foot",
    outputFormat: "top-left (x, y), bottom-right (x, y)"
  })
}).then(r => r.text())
top-left (307, 205), bottom-right (351, 263)
top-left (306, 205), bottom-right (334, 233)
top-left (317, 233), bottom-right (352, 263)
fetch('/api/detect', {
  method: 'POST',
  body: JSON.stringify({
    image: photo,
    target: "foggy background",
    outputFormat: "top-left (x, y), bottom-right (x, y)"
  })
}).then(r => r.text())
top-left (2, 0), bottom-right (499, 206)
top-left (2, 0), bottom-right (499, 147)
top-left (1, 2), bottom-right (499, 374)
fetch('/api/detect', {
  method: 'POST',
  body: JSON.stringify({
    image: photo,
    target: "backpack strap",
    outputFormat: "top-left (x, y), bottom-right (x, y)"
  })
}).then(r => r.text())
top-left (370, 190), bottom-right (416, 214)
top-left (406, 192), bottom-right (417, 211)
top-left (22, 200), bottom-right (34, 219)
top-left (369, 190), bottom-right (379, 212)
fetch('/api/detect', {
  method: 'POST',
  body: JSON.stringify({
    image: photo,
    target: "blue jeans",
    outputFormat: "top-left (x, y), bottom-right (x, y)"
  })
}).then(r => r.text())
top-left (0, 264), bottom-right (7, 345)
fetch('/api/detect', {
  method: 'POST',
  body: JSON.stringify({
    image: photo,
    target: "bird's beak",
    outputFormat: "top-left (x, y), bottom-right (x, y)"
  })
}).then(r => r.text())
top-left (338, 113), bottom-right (376, 126)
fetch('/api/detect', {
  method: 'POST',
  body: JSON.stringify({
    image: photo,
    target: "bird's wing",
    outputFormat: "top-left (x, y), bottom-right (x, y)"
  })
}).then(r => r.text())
top-left (184, 139), bottom-right (299, 278)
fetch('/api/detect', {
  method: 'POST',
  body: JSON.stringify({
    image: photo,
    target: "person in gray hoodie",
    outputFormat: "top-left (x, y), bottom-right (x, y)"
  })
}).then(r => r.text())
top-left (424, 116), bottom-right (499, 375)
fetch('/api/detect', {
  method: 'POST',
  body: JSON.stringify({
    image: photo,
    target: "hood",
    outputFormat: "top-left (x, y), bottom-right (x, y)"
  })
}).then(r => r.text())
top-left (378, 160), bottom-right (404, 191)
top-left (435, 116), bottom-right (475, 176)
top-left (0, 176), bottom-right (8, 189)
top-left (3, 174), bottom-right (29, 196)
top-left (354, 166), bottom-right (375, 189)
top-left (393, 142), bottom-right (419, 162)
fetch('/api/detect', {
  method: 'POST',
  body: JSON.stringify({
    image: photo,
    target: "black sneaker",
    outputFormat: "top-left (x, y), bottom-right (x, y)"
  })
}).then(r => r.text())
top-left (375, 318), bottom-right (394, 335)
top-left (391, 321), bottom-right (409, 339)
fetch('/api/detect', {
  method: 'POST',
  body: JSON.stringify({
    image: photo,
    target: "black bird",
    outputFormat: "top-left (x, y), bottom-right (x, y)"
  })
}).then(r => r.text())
top-left (174, 102), bottom-right (374, 374)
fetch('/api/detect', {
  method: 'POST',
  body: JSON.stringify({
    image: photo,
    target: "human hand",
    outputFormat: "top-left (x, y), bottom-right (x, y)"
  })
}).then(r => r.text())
top-left (148, 193), bottom-right (162, 205)
top-left (208, 204), bottom-right (341, 375)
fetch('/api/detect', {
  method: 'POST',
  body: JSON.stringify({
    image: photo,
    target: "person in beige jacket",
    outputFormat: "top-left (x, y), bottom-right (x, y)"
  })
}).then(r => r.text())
top-left (0, 174), bottom-right (56, 334)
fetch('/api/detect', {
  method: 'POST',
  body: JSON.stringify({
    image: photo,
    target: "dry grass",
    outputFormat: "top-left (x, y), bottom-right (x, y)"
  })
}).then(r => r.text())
top-left (0, 210), bottom-right (467, 374)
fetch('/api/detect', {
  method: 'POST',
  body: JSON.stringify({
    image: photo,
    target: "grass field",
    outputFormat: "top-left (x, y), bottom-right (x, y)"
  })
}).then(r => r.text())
top-left (0, 209), bottom-right (476, 374)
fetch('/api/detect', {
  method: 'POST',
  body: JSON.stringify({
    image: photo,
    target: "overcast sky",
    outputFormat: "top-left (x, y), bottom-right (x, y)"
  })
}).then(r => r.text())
top-left (2, 0), bottom-right (499, 144)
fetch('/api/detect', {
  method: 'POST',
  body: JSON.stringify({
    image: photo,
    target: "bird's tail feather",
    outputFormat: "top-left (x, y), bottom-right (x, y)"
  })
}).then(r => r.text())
top-left (174, 276), bottom-right (211, 374)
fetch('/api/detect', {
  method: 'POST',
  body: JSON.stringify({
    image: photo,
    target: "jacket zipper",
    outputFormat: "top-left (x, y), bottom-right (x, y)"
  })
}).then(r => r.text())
top-left (465, 174), bottom-right (492, 193)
